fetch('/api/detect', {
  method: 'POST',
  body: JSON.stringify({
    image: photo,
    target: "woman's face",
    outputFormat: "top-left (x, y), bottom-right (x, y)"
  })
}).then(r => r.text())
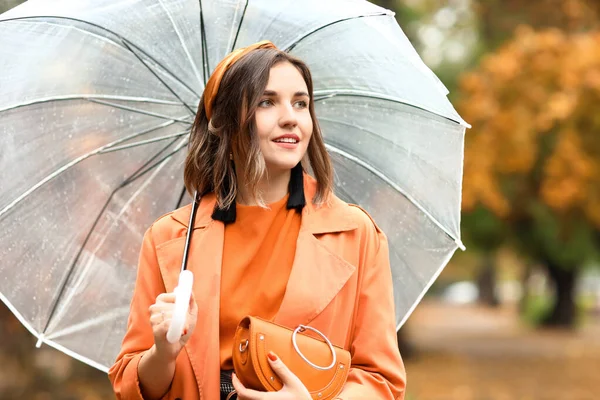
top-left (254, 62), bottom-right (313, 174)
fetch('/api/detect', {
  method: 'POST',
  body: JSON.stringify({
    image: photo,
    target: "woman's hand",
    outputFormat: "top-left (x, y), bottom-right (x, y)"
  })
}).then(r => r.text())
top-left (148, 291), bottom-right (198, 362)
top-left (232, 352), bottom-right (312, 400)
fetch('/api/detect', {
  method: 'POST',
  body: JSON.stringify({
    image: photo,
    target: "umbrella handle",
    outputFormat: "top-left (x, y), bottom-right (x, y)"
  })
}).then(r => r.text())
top-left (166, 270), bottom-right (194, 344)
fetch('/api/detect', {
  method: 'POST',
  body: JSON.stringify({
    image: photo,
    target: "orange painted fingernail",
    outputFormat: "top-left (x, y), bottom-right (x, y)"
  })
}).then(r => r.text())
top-left (267, 351), bottom-right (277, 361)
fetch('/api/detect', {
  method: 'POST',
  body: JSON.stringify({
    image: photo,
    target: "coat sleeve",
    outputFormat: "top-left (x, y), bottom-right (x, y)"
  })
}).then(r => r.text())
top-left (108, 226), bottom-right (167, 400)
top-left (337, 229), bottom-right (407, 400)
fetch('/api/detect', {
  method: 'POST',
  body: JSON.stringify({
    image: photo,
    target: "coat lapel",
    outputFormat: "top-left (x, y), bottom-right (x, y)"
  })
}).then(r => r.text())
top-left (274, 231), bottom-right (356, 328)
top-left (274, 175), bottom-right (359, 328)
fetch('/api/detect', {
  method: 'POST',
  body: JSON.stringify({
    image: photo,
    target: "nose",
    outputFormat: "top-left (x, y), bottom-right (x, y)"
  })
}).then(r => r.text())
top-left (278, 103), bottom-right (298, 129)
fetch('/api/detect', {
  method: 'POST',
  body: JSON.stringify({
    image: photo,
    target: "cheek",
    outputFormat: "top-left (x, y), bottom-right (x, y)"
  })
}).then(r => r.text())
top-left (254, 113), bottom-right (273, 140)
top-left (303, 118), bottom-right (313, 141)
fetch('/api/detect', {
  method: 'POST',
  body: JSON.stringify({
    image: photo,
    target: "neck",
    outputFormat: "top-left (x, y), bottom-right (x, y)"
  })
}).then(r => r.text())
top-left (237, 167), bottom-right (291, 206)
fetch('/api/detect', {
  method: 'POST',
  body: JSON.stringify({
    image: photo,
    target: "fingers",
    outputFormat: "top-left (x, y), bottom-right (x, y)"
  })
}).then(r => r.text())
top-left (148, 303), bottom-right (172, 317)
top-left (156, 292), bottom-right (176, 303)
top-left (148, 309), bottom-right (172, 328)
top-left (149, 290), bottom-right (197, 342)
top-left (234, 360), bottom-right (308, 400)
top-left (232, 373), bottom-right (264, 400)
top-left (149, 312), bottom-right (164, 324)
top-left (148, 292), bottom-right (177, 316)
top-left (267, 351), bottom-right (301, 388)
top-left (188, 291), bottom-right (198, 314)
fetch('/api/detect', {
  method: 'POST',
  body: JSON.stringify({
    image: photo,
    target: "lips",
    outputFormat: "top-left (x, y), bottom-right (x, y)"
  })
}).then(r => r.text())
top-left (272, 134), bottom-right (300, 144)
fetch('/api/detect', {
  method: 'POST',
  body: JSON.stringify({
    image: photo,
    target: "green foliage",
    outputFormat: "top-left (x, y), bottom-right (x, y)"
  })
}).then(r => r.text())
top-left (521, 293), bottom-right (554, 326)
top-left (525, 203), bottom-right (600, 269)
top-left (462, 205), bottom-right (507, 251)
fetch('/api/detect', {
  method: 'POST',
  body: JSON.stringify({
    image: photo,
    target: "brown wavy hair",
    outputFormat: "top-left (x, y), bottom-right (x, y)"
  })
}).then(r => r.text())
top-left (184, 48), bottom-right (333, 209)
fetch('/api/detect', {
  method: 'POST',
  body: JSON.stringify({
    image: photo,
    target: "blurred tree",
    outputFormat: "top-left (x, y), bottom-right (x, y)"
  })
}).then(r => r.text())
top-left (474, 0), bottom-right (600, 46)
top-left (459, 27), bottom-right (600, 327)
top-left (371, 0), bottom-right (480, 94)
top-left (459, 0), bottom-right (600, 309)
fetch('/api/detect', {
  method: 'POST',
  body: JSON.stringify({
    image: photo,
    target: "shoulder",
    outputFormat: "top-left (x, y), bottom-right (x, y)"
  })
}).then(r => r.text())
top-left (144, 193), bottom-right (217, 246)
top-left (323, 196), bottom-right (389, 269)
top-left (324, 193), bottom-right (386, 249)
top-left (144, 204), bottom-right (192, 247)
top-left (346, 203), bottom-right (384, 235)
top-left (328, 192), bottom-right (383, 235)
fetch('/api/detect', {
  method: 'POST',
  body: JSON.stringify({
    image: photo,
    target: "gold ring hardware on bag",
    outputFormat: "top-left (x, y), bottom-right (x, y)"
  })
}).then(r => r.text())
top-left (292, 325), bottom-right (337, 370)
top-left (239, 339), bottom-right (249, 353)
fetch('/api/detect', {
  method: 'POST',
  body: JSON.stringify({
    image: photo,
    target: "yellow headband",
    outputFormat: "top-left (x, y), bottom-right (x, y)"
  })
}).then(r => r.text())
top-left (203, 40), bottom-right (278, 120)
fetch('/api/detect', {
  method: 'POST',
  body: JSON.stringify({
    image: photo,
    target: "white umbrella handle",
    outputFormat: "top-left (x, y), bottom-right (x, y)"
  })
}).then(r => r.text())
top-left (166, 270), bottom-right (194, 344)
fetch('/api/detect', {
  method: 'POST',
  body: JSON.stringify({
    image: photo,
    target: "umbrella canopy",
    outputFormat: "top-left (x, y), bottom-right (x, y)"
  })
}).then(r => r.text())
top-left (0, 0), bottom-right (468, 372)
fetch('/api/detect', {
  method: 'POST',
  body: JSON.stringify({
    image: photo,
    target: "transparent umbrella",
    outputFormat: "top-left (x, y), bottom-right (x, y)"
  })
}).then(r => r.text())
top-left (0, 0), bottom-right (468, 372)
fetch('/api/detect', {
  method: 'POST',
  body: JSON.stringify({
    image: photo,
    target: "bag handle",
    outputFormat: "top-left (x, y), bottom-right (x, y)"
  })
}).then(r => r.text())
top-left (292, 325), bottom-right (337, 370)
top-left (181, 191), bottom-right (200, 273)
top-left (165, 191), bottom-right (200, 343)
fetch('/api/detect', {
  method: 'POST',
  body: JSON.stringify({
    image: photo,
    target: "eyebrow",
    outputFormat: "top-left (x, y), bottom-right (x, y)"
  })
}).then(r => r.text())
top-left (263, 90), bottom-right (310, 97)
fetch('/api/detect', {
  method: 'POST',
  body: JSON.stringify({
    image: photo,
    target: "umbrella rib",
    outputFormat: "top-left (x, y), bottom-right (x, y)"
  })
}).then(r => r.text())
top-left (198, 0), bottom-right (210, 84)
top-left (120, 40), bottom-right (197, 116)
top-left (282, 12), bottom-right (391, 52)
top-left (318, 116), bottom-right (402, 146)
top-left (0, 95), bottom-right (184, 114)
top-left (397, 245), bottom-right (459, 331)
top-left (123, 140), bottom-right (189, 186)
top-left (157, 0), bottom-right (203, 88)
top-left (0, 117), bottom-right (187, 219)
top-left (1, 16), bottom-right (200, 106)
top-left (176, 185), bottom-right (188, 209)
top-left (231, 0), bottom-right (249, 50)
top-left (98, 130), bottom-right (190, 154)
top-left (44, 305), bottom-right (130, 344)
top-left (317, 116), bottom-right (446, 172)
top-left (334, 172), bottom-right (457, 331)
top-left (325, 143), bottom-right (465, 250)
top-left (314, 89), bottom-right (470, 128)
top-left (87, 99), bottom-right (193, 124)
top-left (40, 138), bottom-right (189, 340)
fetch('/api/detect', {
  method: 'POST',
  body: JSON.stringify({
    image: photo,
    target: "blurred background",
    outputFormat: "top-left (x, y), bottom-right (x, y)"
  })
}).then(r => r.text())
top-left (1, 0), bottom-right (599, 399)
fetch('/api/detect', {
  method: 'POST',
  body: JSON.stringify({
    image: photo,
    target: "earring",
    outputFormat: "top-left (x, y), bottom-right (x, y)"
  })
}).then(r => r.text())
top-left (229, 152), bottom-right (233, 160)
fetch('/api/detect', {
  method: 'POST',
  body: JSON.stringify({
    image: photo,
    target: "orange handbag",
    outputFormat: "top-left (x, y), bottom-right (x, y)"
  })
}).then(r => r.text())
top-left (231, 316), bottom-right (351, 400)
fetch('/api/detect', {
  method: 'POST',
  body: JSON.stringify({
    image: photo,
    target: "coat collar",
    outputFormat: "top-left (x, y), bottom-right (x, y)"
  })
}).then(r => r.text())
top-left (169, 173), bottom-right (359, 235)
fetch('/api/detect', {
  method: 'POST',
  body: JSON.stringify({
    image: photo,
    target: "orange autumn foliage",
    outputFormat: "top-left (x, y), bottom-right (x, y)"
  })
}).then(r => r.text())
top-left (458, 27), bottom-right (600, 226)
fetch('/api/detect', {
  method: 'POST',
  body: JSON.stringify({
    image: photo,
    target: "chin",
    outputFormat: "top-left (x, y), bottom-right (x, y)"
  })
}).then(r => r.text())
top-left (264, 158), bottom-right (302, 173)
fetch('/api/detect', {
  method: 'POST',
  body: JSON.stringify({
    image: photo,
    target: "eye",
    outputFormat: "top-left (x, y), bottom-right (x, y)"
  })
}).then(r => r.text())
top-left (294, 100), bottom-right (308, 109)
top-left (258, 99), bottom-right (274, 107)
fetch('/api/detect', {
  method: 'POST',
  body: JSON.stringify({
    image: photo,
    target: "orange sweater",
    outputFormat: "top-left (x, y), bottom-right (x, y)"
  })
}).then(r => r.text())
top-left (219, 195), bottom-right (302, 369)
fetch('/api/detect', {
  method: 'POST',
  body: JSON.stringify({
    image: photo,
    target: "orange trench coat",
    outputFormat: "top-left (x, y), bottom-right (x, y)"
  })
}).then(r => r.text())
top-left (109, 174), bottom-right (406, 400)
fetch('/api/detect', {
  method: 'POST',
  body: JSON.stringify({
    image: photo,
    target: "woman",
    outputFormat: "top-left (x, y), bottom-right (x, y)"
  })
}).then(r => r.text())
top-left (108, 41), bottom-right (406, 400)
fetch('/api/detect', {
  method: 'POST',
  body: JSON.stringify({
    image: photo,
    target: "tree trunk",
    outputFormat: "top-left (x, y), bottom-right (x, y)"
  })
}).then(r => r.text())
top-left (397, 328), bottom-right (414, 360)
top-left (541, 260), bottom-right (577, 328)
top-left (519, 262), bottom-right (533, 314)
top-left (477, 254), bottom-right (500, 307)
